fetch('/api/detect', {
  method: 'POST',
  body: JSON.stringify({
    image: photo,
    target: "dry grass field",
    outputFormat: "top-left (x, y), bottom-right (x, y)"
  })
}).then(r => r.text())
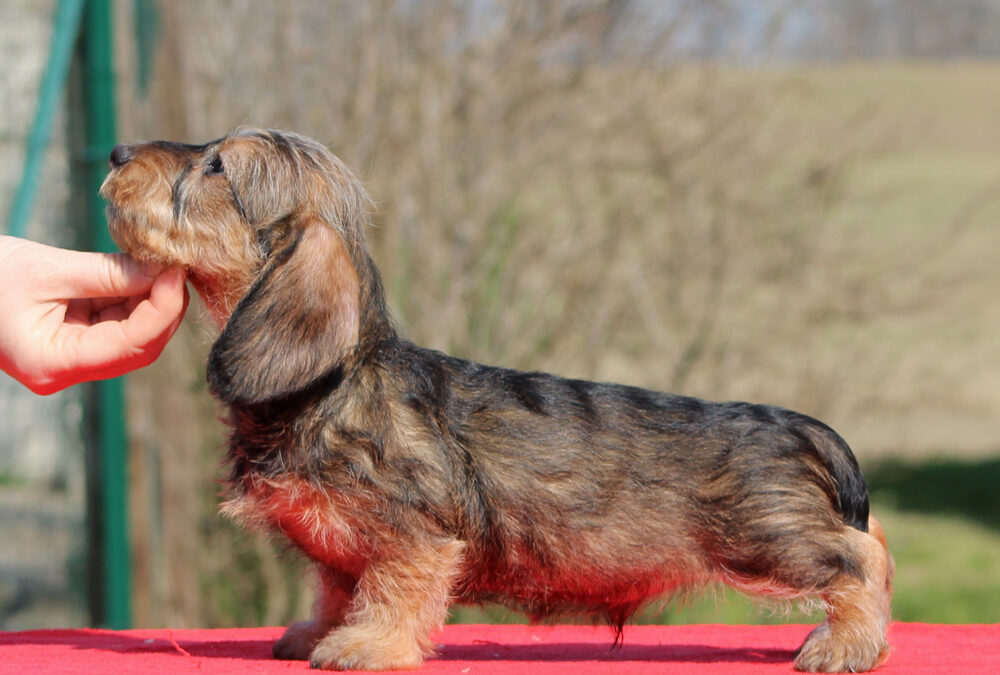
top-left (774, 64), bottom-right (1000, 461)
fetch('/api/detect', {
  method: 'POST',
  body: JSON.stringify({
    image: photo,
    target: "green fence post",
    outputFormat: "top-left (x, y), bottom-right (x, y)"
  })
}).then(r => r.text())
top-left (80, 0), bottom-right (132, 630)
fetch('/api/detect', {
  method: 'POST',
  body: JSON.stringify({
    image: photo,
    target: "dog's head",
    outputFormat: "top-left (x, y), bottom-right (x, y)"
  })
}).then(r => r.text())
top-left (101, 128), bottom-right (386, 405)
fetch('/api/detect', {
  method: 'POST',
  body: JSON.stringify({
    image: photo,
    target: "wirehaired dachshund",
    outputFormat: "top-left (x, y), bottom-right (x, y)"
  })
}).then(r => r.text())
top-left (101, 128), bottom-right (892, 672)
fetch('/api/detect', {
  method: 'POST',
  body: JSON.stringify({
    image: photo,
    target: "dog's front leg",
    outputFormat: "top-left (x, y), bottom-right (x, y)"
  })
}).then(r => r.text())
top-left (274, 566), bottom-right (355, 661)
top-left (310, 537), bottom-right (466, 671)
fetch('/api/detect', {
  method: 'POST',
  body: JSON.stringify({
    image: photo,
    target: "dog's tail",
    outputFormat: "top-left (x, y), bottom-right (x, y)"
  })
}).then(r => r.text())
top-left (793, 416), bottom-right (870, 532)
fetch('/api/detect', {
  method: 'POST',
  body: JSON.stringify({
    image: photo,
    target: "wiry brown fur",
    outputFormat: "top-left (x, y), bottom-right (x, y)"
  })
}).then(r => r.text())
top-left (101, 128), bottom-right (893, 672)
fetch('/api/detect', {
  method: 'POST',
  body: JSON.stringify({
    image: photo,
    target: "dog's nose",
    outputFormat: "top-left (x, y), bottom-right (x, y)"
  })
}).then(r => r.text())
top-left (109, 144), bottom-right (133, 168)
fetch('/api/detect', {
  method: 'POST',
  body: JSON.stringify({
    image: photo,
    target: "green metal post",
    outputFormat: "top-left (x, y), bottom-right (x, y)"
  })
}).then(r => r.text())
top-left (80, 0), bottom-right (132, 629)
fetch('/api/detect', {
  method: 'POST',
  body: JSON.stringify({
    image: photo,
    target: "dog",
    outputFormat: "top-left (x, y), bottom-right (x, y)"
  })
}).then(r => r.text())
top-left (101, 128), bottom-right (893, 672)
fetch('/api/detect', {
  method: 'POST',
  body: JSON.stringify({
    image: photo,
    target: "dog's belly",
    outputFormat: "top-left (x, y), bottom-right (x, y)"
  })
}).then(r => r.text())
top-left (455, 564), bottom-right (691, 618)
top-left (452, 531), bottom-right (711, 617)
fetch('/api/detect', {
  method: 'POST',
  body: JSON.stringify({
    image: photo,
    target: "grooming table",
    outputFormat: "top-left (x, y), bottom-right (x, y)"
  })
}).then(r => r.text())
top-left (1, 623), bottom-right (996, 673)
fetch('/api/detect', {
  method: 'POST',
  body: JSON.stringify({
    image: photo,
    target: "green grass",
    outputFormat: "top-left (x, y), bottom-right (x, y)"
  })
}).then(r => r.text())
top-left (866, 458), bottom-right (1000, 623)
top-left (0, 473), bottom-right (27, 488)
top-left (874, 507), bottom-right (1000, 623)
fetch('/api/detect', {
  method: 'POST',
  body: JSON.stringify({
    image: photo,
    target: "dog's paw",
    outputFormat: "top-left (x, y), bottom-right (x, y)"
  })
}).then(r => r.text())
top-left (794, 623), bottom-right (889, 673)
top-left (273, 620), bottom-right (333, 661)
top-left (310, 624), bottom-right (425, 671)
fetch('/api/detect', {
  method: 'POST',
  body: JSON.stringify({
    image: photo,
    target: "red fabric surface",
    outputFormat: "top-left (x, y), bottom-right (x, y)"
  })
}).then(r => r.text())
top-left (0, 623), bottom-right (996, 674)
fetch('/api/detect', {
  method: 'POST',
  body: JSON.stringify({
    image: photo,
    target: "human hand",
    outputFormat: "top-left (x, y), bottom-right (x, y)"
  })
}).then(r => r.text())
top-left (0, 236), bottom-right (189, 394)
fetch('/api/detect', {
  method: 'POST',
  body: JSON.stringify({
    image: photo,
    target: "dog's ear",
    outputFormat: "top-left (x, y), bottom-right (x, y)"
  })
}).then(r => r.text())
top-left (207, 220), bottom-right (360, 404)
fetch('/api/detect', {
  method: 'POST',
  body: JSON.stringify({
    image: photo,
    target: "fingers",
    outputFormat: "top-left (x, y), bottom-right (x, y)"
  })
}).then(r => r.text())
top-left (43, 268), bottom-right (189, 391)
top-left (60, 250), bottom-right (162, 300)
top-left (118, 268), bottom-right (189, 351)
top-left (2, 237), bottom-right (164, 302)
top-left (0, 238), bottom-right (189, 394)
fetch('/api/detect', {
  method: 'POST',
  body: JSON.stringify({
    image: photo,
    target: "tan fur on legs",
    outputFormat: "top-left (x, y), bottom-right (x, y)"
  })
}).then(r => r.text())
top-left (795, 515), bottom-right (894, 673)
top-left (310, 539), bottom-right (466, 671)
top-left (273, 567), bottom-right (354, 661)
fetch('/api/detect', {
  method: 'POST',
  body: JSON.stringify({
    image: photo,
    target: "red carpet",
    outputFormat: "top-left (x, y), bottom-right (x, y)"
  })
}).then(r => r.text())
top-left (0, 623), bottom-right (996, 674)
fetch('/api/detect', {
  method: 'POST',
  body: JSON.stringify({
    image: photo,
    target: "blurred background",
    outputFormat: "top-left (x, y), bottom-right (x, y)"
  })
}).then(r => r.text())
top-left (2, 0), bottom-right (999, 631)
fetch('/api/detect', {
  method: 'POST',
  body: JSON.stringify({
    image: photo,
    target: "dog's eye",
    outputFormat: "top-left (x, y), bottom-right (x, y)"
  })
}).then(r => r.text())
top-left (206, 155), bottom-right (224, 175)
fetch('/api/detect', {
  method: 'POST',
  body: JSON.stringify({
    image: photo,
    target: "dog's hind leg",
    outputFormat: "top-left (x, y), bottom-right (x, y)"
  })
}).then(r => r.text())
top-left (794, 515), bottom-right (894, 673)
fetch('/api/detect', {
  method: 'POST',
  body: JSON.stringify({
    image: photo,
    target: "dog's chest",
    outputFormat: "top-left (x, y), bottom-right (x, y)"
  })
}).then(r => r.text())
top-left (221, 475), bottom-right (371, 576)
